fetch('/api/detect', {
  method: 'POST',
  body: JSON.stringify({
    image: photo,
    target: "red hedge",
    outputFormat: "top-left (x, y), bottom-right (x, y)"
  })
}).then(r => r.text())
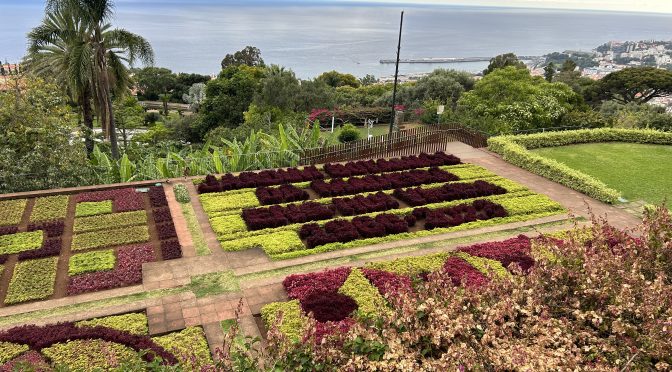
top-left (393, 180), bottom-right (507, 207)
top-left (153, 207), bottom-right (173, 223)
top-left (75, 188), bottom-right (145, 212)
top-left (301, 292), bottom-right (358, 322)
top-left (256, 184), bottom-right (309, 205)
top-left (243, 202), bottom-right (335, 231)
top-left (156, 222), bottom-right (178, 240)
top-left (18, 238), bottom-right (61, 261)
top-left (361, 268), bottom-right (413, 296)
top-left (332, 192), bottom-right (399, 216)
top-left (442, 257), bottom-right (489, 288)
top-left (160, 240), bottom-right (183, 260)
top-left (323, 152), bottom-right (461, 178)
top-left (198, 166), bottom-right (324, 193)
top-left (300, 214), bottom-right (411, 248)
top-left (148, 186), bottom-right (168, 208)
top-left (283, 267), bottom-right (352, 302)
top-left (422, 200), bottom-right (508, 230)
top-left (458, 235), bottom-right (535, 273)
top-left (27, 220), bottom-right (65, 238)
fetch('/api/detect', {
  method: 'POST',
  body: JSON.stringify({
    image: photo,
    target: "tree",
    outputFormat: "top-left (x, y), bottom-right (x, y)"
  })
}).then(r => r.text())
top-left (561, 59), bottom-right (578, 72)
top-left (0, 77), bottom-right (93, 192)
top-left (360, 74), bottom-right (377, 86)
top-left (544, 62), bottom-right (556, 82)
top-left (183, 82), bottom-right (206, 112)
top-left (221, 46), bottom-right (265, 70)
top-left (197, 65), bottom-right (264, 139)
top-left (113, 95), bottom-right (144, 147)
top-left (133, 67), bottom-right (177, 115)
top-left (254, 65), bottom-right (301, 111)
top-left (317, 70), bottom-right (360, 88)
top-left (44, 0), bottom-right (154, 159)
top-left (482, 53), bottom-right (526, 75)
top-left (173, 72), bottom-right (210, 102)
top-left (594, 67), bottom-right (672, 104)
top-left (296, 79), bottom-right (336, 112)
top-left (408, 69), bottom-right (475, 108)
top-left (457, 66), bottom-right (583, 134)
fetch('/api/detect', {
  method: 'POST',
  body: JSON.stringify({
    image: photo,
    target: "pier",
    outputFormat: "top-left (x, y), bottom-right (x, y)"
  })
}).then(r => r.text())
top-left (379, 56), bottom-right (541, 64)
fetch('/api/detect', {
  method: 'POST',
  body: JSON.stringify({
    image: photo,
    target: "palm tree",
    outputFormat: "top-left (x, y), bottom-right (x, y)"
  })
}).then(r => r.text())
top-left (43, 0), bottom-right (154, 158)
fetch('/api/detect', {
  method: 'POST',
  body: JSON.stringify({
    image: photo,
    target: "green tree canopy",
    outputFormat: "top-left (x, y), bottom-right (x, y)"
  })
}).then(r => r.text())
top-left (544, 62), bottom-right (556, 82)
top-left (408, 69), bottom-right (475, 107)
top-left (316, 70), bottom-right (361, 88)
top-left (134, 67), bottom-right (177, 101)
top-left (254, 65), bottom-right (301, 111)
top-left (594, 67), bottom-right (672, 104)
top-left (0, 78), bottom-right (93, 192)
top-left (457, 66), bottom-right (583, 134)
top-left (482, 53), bottom-right (526, 76)
top-left (221, 46), bottom-right (265, 70)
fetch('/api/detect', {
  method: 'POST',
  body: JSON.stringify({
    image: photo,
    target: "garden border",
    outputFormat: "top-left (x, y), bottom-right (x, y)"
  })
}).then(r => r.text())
top-left (487, 128), bottom-right (672, 203)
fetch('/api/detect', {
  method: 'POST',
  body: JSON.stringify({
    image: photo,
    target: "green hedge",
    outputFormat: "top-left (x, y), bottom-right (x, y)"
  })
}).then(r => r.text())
top-left (0, 342), bottom-right (30, 363)
top-left (75, 200), bottom-right (113, 217)
top-left (338, 268), bottom-right (387, 317)
top-left (0, 199), bottom-right (26, 227)
top-left (42, 339), bottom-right (140, 370)
top-left (76, 313), bottom-right (149, 335)
top-left (219, 230), bottom-right (304, 254)
top-left (455, 252), bottom-right (509, 278)
top-left (73, 210), bottom-right (147, 233)
top-left (260, 300), bottom-right (307, 342)
top-left (209, 215), bottom-right (247, 236)
top-left (152, 327), bottom-right (213, 369)
top-left (71, 225), bottom-right (150, 251)
top-left (31, 195), bottom-right (69, 222)
top-left (69, 250), bottom-right (116, 276)
top-left (365, 253), bottom-right (450, 276)
top-left (0, 231), bottom-right (44, 255)
top-left (199, 191), bottom-right (259, 215)
top-left (488, 128), bottom-right (672, 203)
top-left (5, 257), bottom-right (58, 305)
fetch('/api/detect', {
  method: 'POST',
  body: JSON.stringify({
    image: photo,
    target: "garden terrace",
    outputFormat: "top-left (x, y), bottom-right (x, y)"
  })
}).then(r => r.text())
top-left (261, 236), bottom-right (533, 341)
top-left (0, 312), bottom-right (213, 369)
top-left (0, 186), bottom-right (182, 307)
top-left (196, 152), bottom-right (565, 260)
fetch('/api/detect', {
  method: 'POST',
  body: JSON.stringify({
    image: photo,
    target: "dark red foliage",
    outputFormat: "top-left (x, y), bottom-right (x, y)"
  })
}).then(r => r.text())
top-left (160, 240), bottom-right (182, 260)
top-left (0, 226), bottom-right (18, 236)
top-left (67, 244), bottom-right (155, 295)
top-left (153, 207), bottom-right (173, 223)
top-left (256, 184), bottom-right (310, 205)
top-left (361, 268), bottom-right (413, 296)
top-left (0, 323), bottom-right (177, 364)
top-left (18, 238), bottom-right (61, 261)
top-left (311, 168), bottom-right (458, 197)
top-left (332, 192), bottom-right (399, 216)
top-left (300, 214), bottom-right (411, 248)
top-left (393, 180), bottom-right (507, 207)
top-left (283, 267), bottom-right (352, 302)
top-left (198, 166), bottom-right (324, 194)
top-left (458, 235), bottom-right (535, 273)
top-left (442, 257), bottom-right (489, 288)
top-left (423, 200), bottom-right (508, 230)
top-left (300, 292), bottom-right (358, 322)
top-left (243, 202), bottom-right (335, 231)
top-left (312, 318), bottom-right (356, 344)
top-left (1, 350), bottom-right (50, 371)
top-left (0, 255), bottom-right (7, 264)
top-left (148, 187), bottom-right (168, 208)
top-left (27, 220), bottom-right (65, 238)
top-left (75, 188), bottom-right (145, 212)
top-left (156, 222), bottom-right (178, 240)
top-left (323, 152), bottom-right (461, 177)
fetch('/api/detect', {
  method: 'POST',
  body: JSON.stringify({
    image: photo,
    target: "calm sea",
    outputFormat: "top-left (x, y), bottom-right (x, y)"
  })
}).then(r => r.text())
top-left (2, 1), bottom-right (672, 78)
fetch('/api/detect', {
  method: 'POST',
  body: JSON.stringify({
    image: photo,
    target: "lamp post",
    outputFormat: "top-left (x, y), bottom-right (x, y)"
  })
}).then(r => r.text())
top-left (389, 11), bottom-right (404, 135)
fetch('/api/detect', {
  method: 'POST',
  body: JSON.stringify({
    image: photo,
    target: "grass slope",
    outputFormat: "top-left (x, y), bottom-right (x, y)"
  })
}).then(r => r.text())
top-left (532, 143), bottom-right (672, 205)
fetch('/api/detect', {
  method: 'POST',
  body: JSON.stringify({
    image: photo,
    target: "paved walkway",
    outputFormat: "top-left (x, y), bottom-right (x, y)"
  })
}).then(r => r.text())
top-left (0, 142), bottom-right (644, 357)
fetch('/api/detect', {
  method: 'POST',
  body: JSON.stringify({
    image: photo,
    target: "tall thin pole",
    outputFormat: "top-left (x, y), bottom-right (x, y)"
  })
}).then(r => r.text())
top-left (389, 10), bottom-right (404, 135)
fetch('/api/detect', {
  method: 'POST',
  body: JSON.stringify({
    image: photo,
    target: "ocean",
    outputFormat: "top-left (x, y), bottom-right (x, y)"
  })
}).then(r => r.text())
top-left (2, 1), bottom-right (672, 79)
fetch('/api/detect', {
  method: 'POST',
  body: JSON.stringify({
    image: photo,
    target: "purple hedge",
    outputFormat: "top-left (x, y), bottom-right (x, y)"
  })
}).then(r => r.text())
top-left (393, 180), bottom-right (507, 207)
top-left (0, 226), bottom-right (19, 236)
top-left (323, 152), bottom-right (461, 177)
top-left (301, 292), bottom-right (358, 322)
top-left (442, 257), bottom-right (489, 288)
top-left (458, 235), bottom-right (535, 273)
top-left (160, 240), bottom-right (183, 260)
top-left (256, 184), bottom-right (310, 206)
top-left (18, 238), bottom-right (61, 261)
top-left (0, 323), bottom-right (177, 364)
top-left (75, 188), bottom-right (145, 212)
top-left (148, 187), bottom-right (168, 208)
top-left (300, 214), bottom-right (411, 249)
top-left (198, 166), bottom-right (324, 193)
top-left (332, 192), bottom-right (399, 216)
top-left (156, 222), bottom-right (178, 240)
top-left (311, 168), bottom-right (458, 197)
top-left (152, 207), bottom-right (172, 224)
top-left (283, 267), bottom-right (352, 302)
top-left (27, 220), bottom-right (65, 238)
top-left (242, 202), bottom-right (335, 231)
top-left (361, 268), bottom-right (413, 296)
top-left (418, 200), bottom-right (508, 230)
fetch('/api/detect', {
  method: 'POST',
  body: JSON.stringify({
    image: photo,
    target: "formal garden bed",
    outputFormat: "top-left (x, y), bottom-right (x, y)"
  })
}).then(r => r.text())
top-left (0, 312), bottom-right (212, 370)
top-left (0, 186), bottom-right (182, 307)
top-left (488, 128), bottom-right (672, 203)
top-left (195, 152), bottom-right (565, 259)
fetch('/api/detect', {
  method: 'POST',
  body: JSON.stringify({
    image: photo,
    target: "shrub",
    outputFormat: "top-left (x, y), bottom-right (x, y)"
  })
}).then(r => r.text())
top-left (75, 200), bottom-right (113, 217)
top-left (76, 313), bottom-right (149, 335)
top-left (284, 267), bottom-right (352, 302)
top-left (301, 292), bottom-right (358, 322)
top-left (337, 124), bottom-right (362, 143)
top-left (160, 240), bottom-right (182, 260)
top-left (198, 166), bottom-right (324, 193)
top-left (148, 186), bottom-right (168, 208)
top-left (487, 128), bottom-right (672, 203)
top-left (42, 339), bottom-right (140, 370)
top-left (260, 300), bottom-right (307, 342)
top-left (0, 199), bottom-right (26, 227)
top-left (0, 231), bottom-right (44, 255)
top-left (243, 202), bottom-right (335, 231)
top-left (324, 152), bottom-right (461, 177)
top-left (256, 184), bottom-right (309, 205)
top-left (30, 195), bottom-right (69, 222)
top-left (393, 180), bottom-right (507, 207)
top-left (71, 225), bottom-right (150, 251)
top-left (173, 184), bottom-right (191, 204)
top-left (73, 210), bottom-right (147, 233)
top-left (67, 244), bottom-right (155, 295)
top-left (69, 250), bottom-right (116, 276)
top-left (338, 268), bottom-right (387, 317)
top-left (5, 257), bottom-right (58, 304)
top-left (199, 191), bottom-right (259, 214)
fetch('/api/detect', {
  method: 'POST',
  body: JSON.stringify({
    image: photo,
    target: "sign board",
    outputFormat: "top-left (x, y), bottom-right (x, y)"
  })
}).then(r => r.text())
top-left (437, 105), bottom-right (445, 115)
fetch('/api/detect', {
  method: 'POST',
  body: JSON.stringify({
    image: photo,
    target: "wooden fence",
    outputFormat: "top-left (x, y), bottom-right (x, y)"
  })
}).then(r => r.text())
top-left (299, 123), bottom-right (488, 165)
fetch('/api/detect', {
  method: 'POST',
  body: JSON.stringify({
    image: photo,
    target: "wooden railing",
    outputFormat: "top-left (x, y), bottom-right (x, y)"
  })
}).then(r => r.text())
top-left (299, 123), bottom-right (488, 165)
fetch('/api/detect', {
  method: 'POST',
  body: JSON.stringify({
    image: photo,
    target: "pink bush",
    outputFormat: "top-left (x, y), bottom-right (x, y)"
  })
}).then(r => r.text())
top-left (67, 244), bottom-right (155, 295)
top-left (283, 267), bottom-right (352, 302)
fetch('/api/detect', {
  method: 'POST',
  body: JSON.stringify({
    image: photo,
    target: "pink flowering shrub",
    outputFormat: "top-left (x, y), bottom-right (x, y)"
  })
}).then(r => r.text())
top-left (67, 244), bottom-right (155, 295)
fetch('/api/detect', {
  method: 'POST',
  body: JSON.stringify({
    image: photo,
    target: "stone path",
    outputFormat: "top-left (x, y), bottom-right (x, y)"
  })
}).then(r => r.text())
top-left (0, 142), bottom-right (644, 358)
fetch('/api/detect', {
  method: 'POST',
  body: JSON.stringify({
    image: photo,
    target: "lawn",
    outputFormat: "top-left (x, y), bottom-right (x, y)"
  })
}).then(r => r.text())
top-left (532, 143), bottom-right (672, 205)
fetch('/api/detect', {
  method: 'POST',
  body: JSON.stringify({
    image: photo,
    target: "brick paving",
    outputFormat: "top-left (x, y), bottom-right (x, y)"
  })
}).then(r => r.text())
top-left (0, 142), bottom-right (646, 357)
